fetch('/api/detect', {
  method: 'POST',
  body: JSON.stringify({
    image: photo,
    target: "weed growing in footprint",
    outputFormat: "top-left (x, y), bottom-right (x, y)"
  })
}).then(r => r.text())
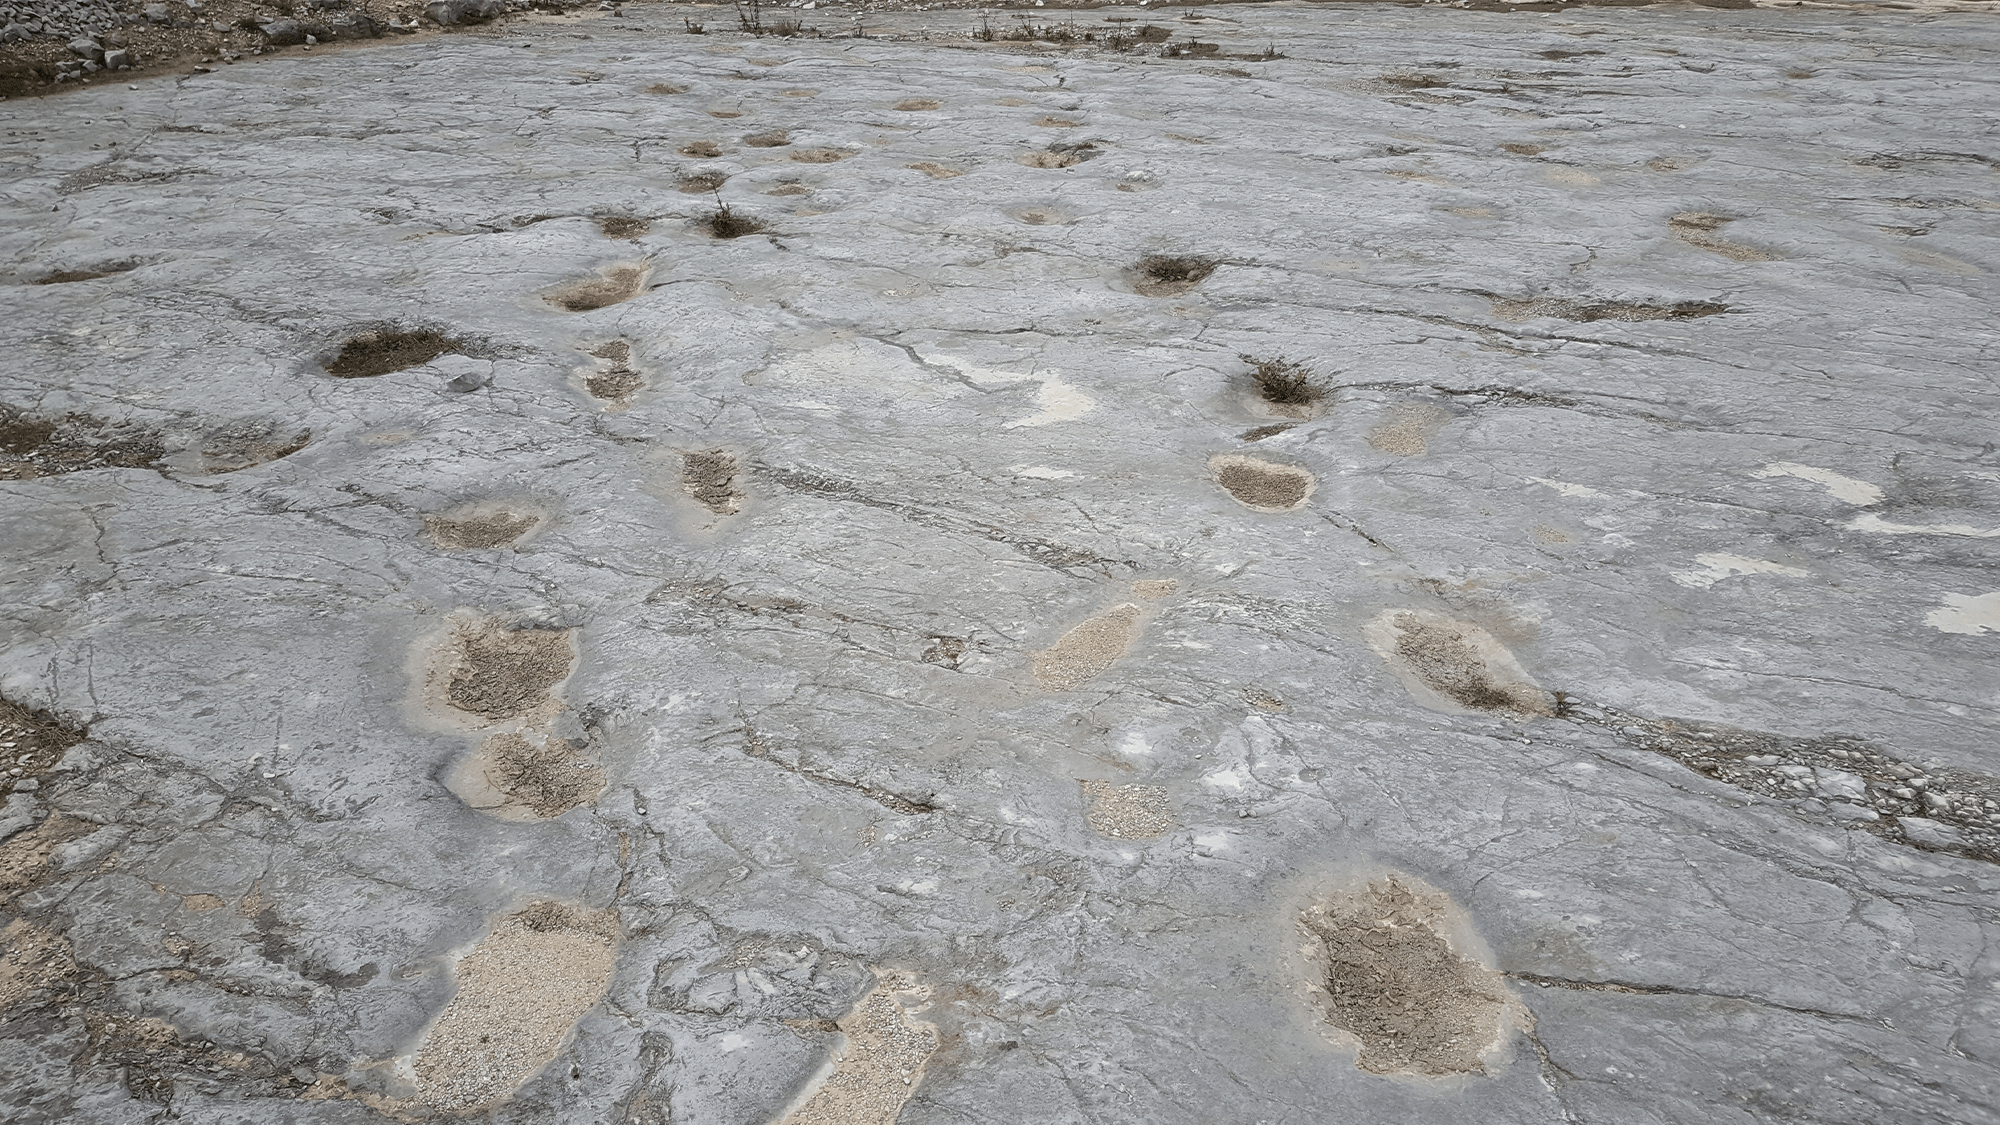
top-left (1243, 355), bottom-right (1324, 407)
top-left (705, 205), bottom-right (766, 240)
top-left (1134, 254), bottom-right (1217, 296)
top-left (327, 328), bottom-right (460, 378)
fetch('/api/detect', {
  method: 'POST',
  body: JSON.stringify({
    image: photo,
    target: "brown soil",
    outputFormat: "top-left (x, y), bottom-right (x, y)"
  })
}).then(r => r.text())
top-left (425, 510), bottom-right (539, 550)
top-left (1301, 877), bottom-right (1514, 1076)
top-left (1492, 296), bottom-right (1726, 322)
top-left (1500, 142), bottom-right (1546, 155)
top-left (598, 215), bottom-right (651, 238)
top-left (195, 420), bottom-right (311, 473)
top-left (1080, 780), bottom-right (1174, 839)
top-left (894, 98), bottom-right (940, 110)
top-left (1131, 579), bottom-right (1179, 600)
top-left (0, 814), bottom-right (99, 903)
top-left (744, 130), bottom-right (791, 147)
top-left (412, 902), bottom-right (619, 1113)
top-left (647, 82), bottom-right (688, 95)
top-left (1035, 115), bottom-right (1080, 128)
top-left (479, 732), bottom-right (604, 818)
top-left (1031, 604), bottom-right (1142, 690)
top-left (1670, 211), bottom-right (1775, 262)
top-left (907, 162), bottom-right (963, 179)
top-left (1239, 423), bottom-right (1294, 442)
top-left (779, 972), bottom-right (937, 1125)
top-left (585, 342), bottom-right (645, 403)
top-left (1391, 613), bottom-right (1547, 715)
top-left (546, 265), bottom-right (647, 312)
top-left (1133, 253), bottom-right (1217, 296)
top-left (0, 918), bottom-right (78, 1017)
top-left (445, 621), bottom-right (574, 720)
top-left (326, 327), bottom-right (457, 378)
top-left (767, 183), bottom-right (811, 197)
top-left (790, 148), bottom-right (850, 163)
top-left (684, 449), bottom-right (741, 513)
top-left (679, 140), bottom-right (723, 158)
top-left (1210, 454), bottom-right (1314, 512)
top-left (0, 406), bottom-right (163, 479)
top-left (679, 169), bottom-right (727, 194)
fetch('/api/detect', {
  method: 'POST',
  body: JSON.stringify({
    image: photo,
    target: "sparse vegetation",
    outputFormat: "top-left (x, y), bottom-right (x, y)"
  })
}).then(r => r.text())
top-left (737, 0), bottom-right (811, 37)
top-left (683, 18), bottom-right (705, 33)
top-left (679, 169), bottom-right (727, 194)
top-left (1139, 255), bottom-right (1216, 286)
top-left (679, 140), bottom-right (722, 158)
top-left (1243, 355), bottom-right (1325, 407)
top-left (706, 203), bottom-right (765, 240)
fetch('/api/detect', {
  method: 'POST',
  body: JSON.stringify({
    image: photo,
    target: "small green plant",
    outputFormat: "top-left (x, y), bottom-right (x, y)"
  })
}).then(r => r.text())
top-left (1242, 355), bottom-right (1325, 407)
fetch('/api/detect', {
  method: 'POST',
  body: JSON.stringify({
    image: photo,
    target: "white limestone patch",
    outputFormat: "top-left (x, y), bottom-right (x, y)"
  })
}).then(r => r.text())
top-left (921, 351), bottom-right (1096, 428)
top-left (1669, 553), bottom-right (1809, 589)
top-left (1527, 476), bottom-right (1611, 500)
top-left (1924, 591), bottom-right (2000, 635)
top-left (1846, 513), bottom-right (2000, 538)
top-left (1752, 462), bottom-right (1883, 505)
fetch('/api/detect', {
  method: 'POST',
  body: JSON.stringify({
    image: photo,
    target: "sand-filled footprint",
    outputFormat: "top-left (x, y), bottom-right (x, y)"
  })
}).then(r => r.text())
top-left (420, 615), bottom-right (576, 724)
top-left (1032, 603), bottom-right (1143, 690)
top-left (1080, 780), bottom-right (1174, 839)
top-left (1298, 876), bottom-right (1525, 1076)
top-left (775, 971), bottom-right (937, 1125)
top-left (544, 264), bottom-right (648, 312)
top-left (424, 504), bottom-right (542, 550)
top-left (449, 731), bottom-right (605, 820)
top-left (1210, 454), bottom-right (1315, 512)
top-left (1363, 609), bottom-right (1552, 716)
top-left (411, 903), bottom-right (619, 1112)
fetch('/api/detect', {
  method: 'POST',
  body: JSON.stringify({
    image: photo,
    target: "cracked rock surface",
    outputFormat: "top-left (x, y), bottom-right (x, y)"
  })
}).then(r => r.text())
top-left (3, 3), bottom-right (1999, 1123)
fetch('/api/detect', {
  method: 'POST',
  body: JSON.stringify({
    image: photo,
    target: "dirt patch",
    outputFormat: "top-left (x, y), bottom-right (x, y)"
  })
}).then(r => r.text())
top-left (0, 918), bottom-right (78, 1017)
top-left (598, 215), bottom-right (651, 238)
top-left (192, 419), bottom-right (312, 473)
top-left (425, 508), bottom-right (540, 550)
top-left (585, 340), bottom-right (645, 404)
top-left (777, 972), bottom-right (937, 1125)
top-left (894, 98), bottom-right (940, 110)
top-left (411, 902), bottom-right (619, 1113)
top-left (1133, 253), bottom-right (1217, 297)
top-left (679, 169), bottom-right (728, 194)
top-left (1019, 142), bottom-right (1098, 169)
top-left (0, 701), bottom-right (83, 802)
top-left (1131, 579), bottom-right (1179, 600)
top-left (907, 162), bottom-right (963, 180)
top-left (684, 449), bottom-right (742, 514)
top-left (1367, 404), bottom-right (1447, 457)
top-left (326, 327), bottom-right (458, 378)
top-left (744, 129), bottom-right (791, 147)
top-left (443, 620), bottom-right (575, 721)
top-left (1365, 609), bottom-right (1551, 716)
top-left (1500, 142), bottom-right (1546, 156)
top-left (1239, 423), bottom-right (1294, 442)
top-left (1209, 454), bottom-right (1314, 512)
top-left (767, 182), bottom-right (811, 197)
top-left (680, 140), bottom-right (723, 158)
top-left (1492, 296), bottom-right (1726, 322)
top-left (545, 265), bottom-right (647, 312)
top-left (456, 732), bottom-right (604, 819)
top-left (1300, 877), bottom-right (1520, 1076)
top-left (647, 83), bottom-right (688, 95)
top-left (0, 406), bottom-right (163, 479)
top-left (1035, 115), bottom-right (1080, 128)
top-left (1669, 212), bottom-right (1774, 262)
top-left (790, 148), bottom-right (850, 163)
top-left (1080, 780), bottom-right (1173, 839)
top-left (1031, 603), bottom-right (1143, 690)
top-left (0, 814), bottom-right (99, 903)
top-left (1646, 155), bottom-right (1702, 172)
top-left (33, 260), bottom-right (140, 284)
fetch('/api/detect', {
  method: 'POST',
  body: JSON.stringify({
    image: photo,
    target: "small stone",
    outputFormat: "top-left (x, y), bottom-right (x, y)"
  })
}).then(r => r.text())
top-left (12, 779), bottom-right (37, 792)
top-left (304, 32), bottom-right (316, 43)
top-left (259, 17), bottom-right (304, 43)
top-left (103, 47), bottom-right (129, 68)
top-left (143, 3), bottom-right (168, 22)
top-left (68, 35), bottom-right (104, 60)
